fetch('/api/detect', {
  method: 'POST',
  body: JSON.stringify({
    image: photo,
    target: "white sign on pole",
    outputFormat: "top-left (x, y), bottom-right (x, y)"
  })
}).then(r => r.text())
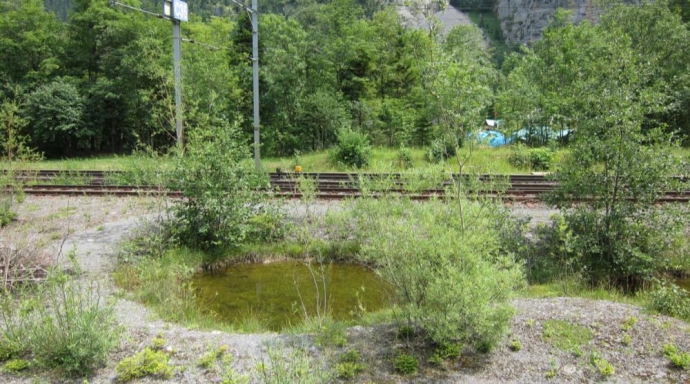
top-left (172, 0), bottom-right (188, 22)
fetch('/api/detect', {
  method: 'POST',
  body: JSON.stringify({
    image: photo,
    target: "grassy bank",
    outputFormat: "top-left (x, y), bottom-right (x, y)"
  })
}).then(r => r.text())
top-left (6, 146), bottom-right (689, 175)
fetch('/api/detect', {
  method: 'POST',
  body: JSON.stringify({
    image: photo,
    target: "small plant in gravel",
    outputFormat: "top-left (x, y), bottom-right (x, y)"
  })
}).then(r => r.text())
top-left (335, 361), bottom-right (365, 379)
top-left (427, 353), bottom-right (444, 367)
top-left (589, 351), bottom-right (615, 377)
top-left (150, 335), bottom-right (166, 351)
top-left (2, 358), bottom-right (30, 373)
top-left (393, 353), bottom-right (418, 375)
top-left (198, 345), bottom-right (231, 370)
top-left (542, 320), bottom-right (592, 352)
top-left (572, 345), bottom-right (584, 358)
top-left (335, 350), bottom-right (366, 378)
top-left (668, 352), bottom-right (690, 369)
top-left (314, 323), bottom-right (348, 348)
top-left (621, 333), bottom-right (632, 346)
top-left (595, 358), bottom-right (615, 377)
top-left (663, 343), bottom-right (690, 369)
top-left (257, 343), bottom-right (333, 383)
top-left (621, 315), bottom-right (638, 331)
top-left (115, 348), bottom-right (174, 383)
top-left (545, 359), bottom-right (558, 379)
top-left (509, 339), bottom-right (522, 352)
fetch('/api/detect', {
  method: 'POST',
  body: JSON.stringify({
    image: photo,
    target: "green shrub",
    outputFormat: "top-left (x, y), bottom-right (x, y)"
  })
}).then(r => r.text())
top-left (529, 148), bottom-right (554, 171)
top-left (651, 280), bottom-right (690, 320)
top-left (168, 120), bottom-right (273, 251)
top-left (3, 358), bottom-right (30, 373)
top-left (436, 343), bottom-right (462, 359)
top-left (0, 273), bottom-right (120, 376)
top-left (547, 117), bottom-right (687, 292)
top-left (116, 348), bottom-right (174, 382)
top-left (396, 146), bottom-right (414, 169)
top-left (335, 350), bottom-right (365, 379)
top-left (331, 128), bottom-right (371, 168)
top-left (393, 353), bottom-right (418, 375)
top-left (425, 135), bottom-right (458, 163)
top-left (354, 198), bottom-right (523, 347)
top-left (335, 362), bottom-right (364, 379)
top-left (508, 148), bottom-right (531, 170)
top-left (508, 147), bottom-right (553, 170)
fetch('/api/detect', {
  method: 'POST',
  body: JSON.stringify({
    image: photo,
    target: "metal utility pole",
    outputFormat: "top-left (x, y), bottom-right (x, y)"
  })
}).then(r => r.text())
top-left (110, 0), bottom-right (187, 149)
top-left (251, 0), bottom-right (260, 168)
top-left (231, 0), bottom-right (260, 168)
top-left (172, 19), bottom-right (184, 149)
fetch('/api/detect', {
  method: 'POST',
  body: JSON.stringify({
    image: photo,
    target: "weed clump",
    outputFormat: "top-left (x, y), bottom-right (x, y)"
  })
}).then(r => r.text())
top-left (393, 353), bottom-right (418, 375)
top-left (116, 348), bottom-right (174, 382)
top-left (0, 272), bottom-right (120, 376)
top-left (3, 358), bottom-right (30, 373)
top-left (509, 339), bottom-right (522, 352)
top-left (335, 349), bottom-right (365, 379)
top-left (541, 320), bottom-right (592, 352)
top-left (663, 344), bottom-right (690, 369)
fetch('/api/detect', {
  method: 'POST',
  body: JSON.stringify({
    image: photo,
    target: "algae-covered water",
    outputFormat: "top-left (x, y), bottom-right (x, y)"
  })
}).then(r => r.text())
top-left (677, 278), bottom-right (690, 292)
top-left (193, 261), bottom-right (390, 330)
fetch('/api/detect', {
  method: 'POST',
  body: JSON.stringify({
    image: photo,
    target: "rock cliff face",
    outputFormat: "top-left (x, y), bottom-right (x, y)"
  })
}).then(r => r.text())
top-left (497, 0), bottom-right (600, 44)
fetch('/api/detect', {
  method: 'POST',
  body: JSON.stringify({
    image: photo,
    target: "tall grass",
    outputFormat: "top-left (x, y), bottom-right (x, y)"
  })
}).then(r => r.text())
top-left (0, 270), bottom-right (120, 376)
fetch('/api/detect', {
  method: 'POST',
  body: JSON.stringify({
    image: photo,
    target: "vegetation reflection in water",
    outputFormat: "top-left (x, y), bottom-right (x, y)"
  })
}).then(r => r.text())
top-left (677, 278), bottom-right (690, 292)
top-left (192, 261), bottom-right (390, 331)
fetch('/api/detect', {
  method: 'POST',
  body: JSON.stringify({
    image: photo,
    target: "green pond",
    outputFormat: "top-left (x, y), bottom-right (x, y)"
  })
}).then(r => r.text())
top-left (677, 278), bottom-right (690, 292)
top-left (193, 261), bottom-right (390, 331)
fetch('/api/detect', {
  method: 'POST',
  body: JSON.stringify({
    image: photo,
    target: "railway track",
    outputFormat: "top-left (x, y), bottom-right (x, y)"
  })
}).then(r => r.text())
top-left (3, 170), bottom-right (690, 202)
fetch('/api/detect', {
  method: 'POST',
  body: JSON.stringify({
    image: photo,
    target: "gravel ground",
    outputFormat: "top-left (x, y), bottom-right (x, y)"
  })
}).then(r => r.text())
top-left (1, 196), bottom-right (688, 383)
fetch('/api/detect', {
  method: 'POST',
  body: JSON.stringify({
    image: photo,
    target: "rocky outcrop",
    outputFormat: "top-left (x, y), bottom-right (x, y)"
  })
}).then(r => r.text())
top-left (497, 0), bottom-right (601, 44)
top-left (399, 4), bottom-right (474, 35)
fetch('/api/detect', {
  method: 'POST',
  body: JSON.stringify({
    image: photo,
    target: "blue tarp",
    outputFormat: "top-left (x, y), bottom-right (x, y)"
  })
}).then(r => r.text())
top-left (475, 130), bottom-right (508, 147)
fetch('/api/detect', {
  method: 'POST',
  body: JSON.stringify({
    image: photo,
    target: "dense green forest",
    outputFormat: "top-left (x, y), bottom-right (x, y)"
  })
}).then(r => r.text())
top-left (1, 0), bottom-right (689, 158)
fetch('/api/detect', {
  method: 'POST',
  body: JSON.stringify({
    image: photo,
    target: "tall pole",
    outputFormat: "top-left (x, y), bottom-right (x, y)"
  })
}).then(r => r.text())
top-left (251, 0), bottom-right (260, 168)
top-left (173, 20), bottom-right (184, 149)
